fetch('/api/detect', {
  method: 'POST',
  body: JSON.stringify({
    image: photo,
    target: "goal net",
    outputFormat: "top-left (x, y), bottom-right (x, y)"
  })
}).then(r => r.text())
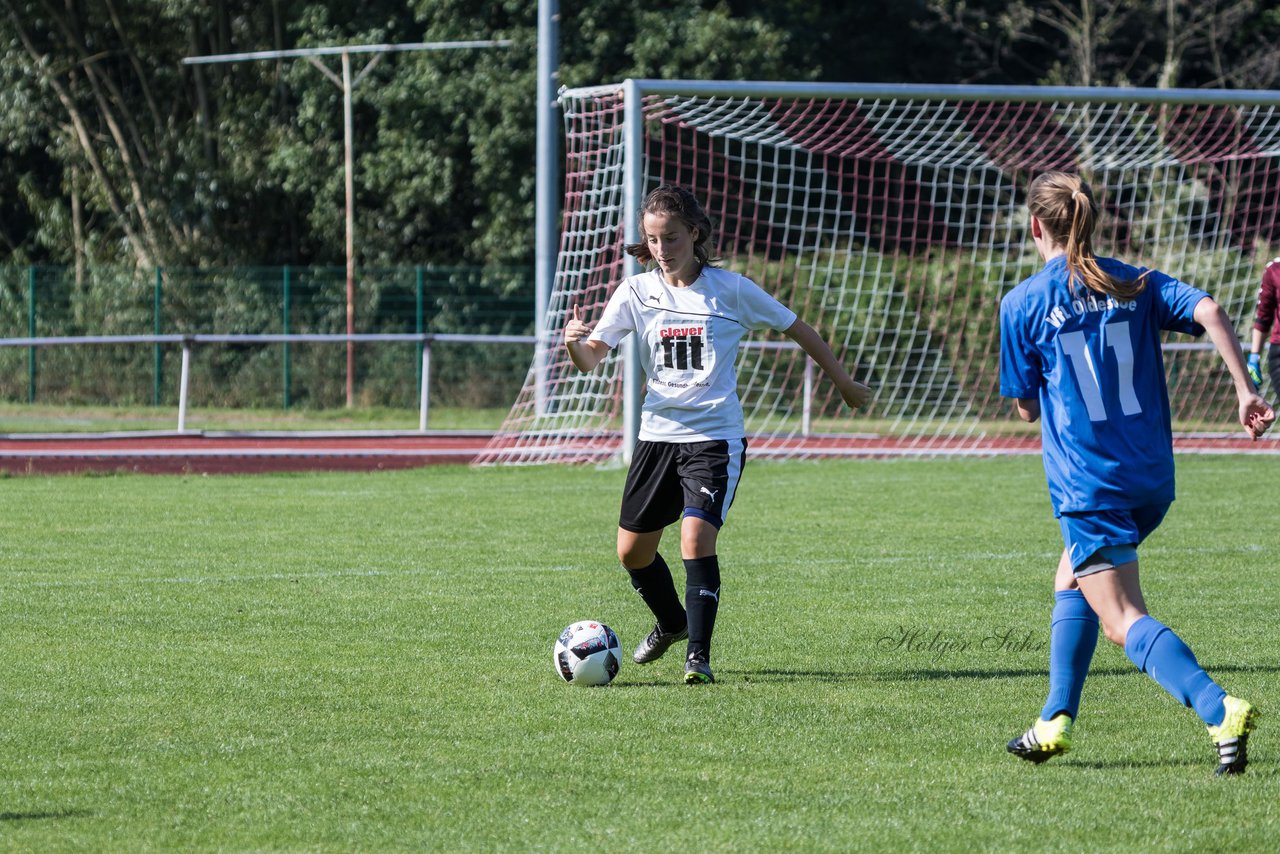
top-left (478, 82), bottom-right (1280, 465)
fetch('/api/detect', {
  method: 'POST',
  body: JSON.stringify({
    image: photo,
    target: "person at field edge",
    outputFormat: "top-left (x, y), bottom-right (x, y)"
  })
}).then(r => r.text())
top-left (1246, 256), bottom-right (1280, 391)
top-left (999, 171), bottom-right (1275, 774)
top-left (564, 184), bottom-right (871, 685)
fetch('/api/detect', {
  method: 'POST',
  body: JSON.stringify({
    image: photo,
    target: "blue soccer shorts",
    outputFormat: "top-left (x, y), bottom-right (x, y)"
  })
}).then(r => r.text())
top-left (1058, 503), bottom-right (1171, 576)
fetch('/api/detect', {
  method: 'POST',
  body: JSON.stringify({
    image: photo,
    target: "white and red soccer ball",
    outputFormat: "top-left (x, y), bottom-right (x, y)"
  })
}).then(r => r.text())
top-left (553, 621), bottom-right (621, 686)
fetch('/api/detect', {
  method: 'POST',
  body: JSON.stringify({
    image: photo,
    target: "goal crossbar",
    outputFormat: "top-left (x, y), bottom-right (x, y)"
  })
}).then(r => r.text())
top-left (575, 80), bottom-right (1280, 107)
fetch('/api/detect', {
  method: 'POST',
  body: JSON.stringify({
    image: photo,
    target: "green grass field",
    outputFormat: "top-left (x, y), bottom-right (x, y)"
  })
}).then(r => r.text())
top-left (2, 455), bottom-right (1278, 850)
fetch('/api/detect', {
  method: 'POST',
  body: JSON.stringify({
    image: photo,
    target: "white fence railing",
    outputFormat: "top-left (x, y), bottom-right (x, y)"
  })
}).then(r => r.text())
top-left (3, 333), bottom-right (1222, 437)
top-left (0, 333), bottom-right (536, 432)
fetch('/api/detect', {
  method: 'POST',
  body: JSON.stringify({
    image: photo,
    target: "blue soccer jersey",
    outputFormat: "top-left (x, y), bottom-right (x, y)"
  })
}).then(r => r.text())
top-left (999, 255), bottom-right (1208, 515)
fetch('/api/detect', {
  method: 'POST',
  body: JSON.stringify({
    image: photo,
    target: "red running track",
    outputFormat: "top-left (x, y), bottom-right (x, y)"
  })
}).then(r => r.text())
top-left (0, 431), bottom-right (1273, 475)
top-left (0, 433), bottom-right (491, 475)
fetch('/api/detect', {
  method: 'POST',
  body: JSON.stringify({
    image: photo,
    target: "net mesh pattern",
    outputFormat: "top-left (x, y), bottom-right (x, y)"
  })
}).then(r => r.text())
top-left (478, 87), bottom-right (1280, 465)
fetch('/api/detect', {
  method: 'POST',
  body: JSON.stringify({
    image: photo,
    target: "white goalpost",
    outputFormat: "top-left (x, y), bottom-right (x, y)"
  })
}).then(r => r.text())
top-left (479, 81), bottom-right (1280, 466)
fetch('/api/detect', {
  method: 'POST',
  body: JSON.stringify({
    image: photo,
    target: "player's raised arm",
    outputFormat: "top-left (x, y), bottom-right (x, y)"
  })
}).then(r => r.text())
top-left (782, 318), bottom-right (871, 409)
top-left (1192, 296), bottom-right (1276, 439)
top-left (564, 303), bottom-right (610, 373)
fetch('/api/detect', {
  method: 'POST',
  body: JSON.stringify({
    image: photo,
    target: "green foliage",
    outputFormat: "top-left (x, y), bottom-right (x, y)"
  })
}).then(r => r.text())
top-left (0, 264), bottom-right (534, 408)
top-left (2, 1), bottom-right (1277, 274)
top-left (0, 1), bottom-right (806, 269)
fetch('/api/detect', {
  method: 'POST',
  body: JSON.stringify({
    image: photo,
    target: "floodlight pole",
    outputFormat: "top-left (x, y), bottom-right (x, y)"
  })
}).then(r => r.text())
top-left (534, 0), bottom-right (559, 417)
top-left (183, 40), bottom-right (512, 407)
top-left (335, 50), bottom-right (358, 407)
top-left (340, 52), bottom-right (357, 406)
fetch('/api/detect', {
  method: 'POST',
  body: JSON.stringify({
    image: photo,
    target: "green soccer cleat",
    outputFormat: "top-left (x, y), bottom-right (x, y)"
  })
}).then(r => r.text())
top-left (684, 653), bottom-right (715, 685)
top-left (1007, 713), bottom-right (1073, 764)
top-left (1207, 695), bottom-right (1259, 776)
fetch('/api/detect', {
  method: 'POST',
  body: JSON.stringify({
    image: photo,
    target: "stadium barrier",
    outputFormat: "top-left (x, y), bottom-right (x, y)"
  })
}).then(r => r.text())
top-left (0, 333), bottom-right (825, 436)
top-left (0, 264), bottom-right (536, 410)
top-left (0, 333), bottom-right (535, 432)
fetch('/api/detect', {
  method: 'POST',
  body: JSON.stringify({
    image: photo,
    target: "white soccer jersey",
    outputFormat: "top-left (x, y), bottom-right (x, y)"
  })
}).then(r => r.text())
top-left (589, 266), bottom-right (797, 442)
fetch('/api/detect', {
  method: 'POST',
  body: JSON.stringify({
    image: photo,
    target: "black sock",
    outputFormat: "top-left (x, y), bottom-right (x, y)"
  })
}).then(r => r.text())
top-left (684, 555), bottom-right (720, 660)
top-left (626, 553), bottom-right (686, 634)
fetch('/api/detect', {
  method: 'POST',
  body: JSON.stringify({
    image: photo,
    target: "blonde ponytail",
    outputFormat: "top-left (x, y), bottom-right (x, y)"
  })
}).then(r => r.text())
top-left (1028, 172), bottom-right (1146, 300)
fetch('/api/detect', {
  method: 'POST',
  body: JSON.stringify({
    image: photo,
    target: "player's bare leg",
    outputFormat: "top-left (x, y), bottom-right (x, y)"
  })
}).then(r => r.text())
top-left (1080, 562), bottom-right (1256, 774)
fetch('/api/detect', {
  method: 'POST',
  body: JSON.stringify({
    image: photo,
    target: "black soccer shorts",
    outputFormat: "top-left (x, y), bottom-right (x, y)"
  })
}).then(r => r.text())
top-left (618, 438), bottom-right (747, 533)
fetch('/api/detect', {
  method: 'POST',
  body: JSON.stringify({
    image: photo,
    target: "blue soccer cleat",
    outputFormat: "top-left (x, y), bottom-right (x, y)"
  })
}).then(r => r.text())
top-left (683, 652), bottom-right (715, 684)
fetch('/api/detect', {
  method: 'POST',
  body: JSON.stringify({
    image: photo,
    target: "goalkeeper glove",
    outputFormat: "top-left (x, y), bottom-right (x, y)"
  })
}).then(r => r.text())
top-left (1247, 353), bottom-right (1263, 388)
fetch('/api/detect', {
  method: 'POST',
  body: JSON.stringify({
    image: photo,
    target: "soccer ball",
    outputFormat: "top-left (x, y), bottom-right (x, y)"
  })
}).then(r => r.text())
top-left (553, 621), bottom-right (622, 686)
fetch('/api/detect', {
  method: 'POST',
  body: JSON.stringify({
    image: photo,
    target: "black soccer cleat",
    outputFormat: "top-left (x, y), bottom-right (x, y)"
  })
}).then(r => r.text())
top-left (633, 623), bottom-right (688, 664)
top-left (684, 653), bottom-right (715, 685)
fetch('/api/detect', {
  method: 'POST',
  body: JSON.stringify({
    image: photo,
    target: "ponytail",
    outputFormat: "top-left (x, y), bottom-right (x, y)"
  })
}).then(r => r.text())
top-left (1028, 172), bottom-right (1146, 300)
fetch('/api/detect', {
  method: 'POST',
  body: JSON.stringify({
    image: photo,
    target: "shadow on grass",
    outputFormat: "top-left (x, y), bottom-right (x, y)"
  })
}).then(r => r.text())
top-left (0, 810), bottom-right (94, 822)
top-left (1059, 758), bottom-right (1206, 770)
top-left (719, 662), bottom-right (1280, 684)
top-left (728, 666), bottom-right (1057, 683)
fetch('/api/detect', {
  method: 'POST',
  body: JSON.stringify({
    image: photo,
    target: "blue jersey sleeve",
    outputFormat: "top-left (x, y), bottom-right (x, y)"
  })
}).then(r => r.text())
top-left (1147, 269), bottom-right (1209, 335)
top-left (999, 287), bottom-right (1041, 399)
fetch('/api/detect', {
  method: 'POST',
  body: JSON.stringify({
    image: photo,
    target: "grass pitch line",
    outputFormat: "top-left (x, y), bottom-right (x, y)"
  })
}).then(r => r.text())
top-left (0, 563), bottom-right (588, 590)
top-left (2, 542), bottom-right (1261, 590)
top-left (731, 542), bottom-right (1265, 570)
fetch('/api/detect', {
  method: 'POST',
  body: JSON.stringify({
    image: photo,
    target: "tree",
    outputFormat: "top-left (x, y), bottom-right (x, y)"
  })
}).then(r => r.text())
top-left (1143, 0), bottom-right (1280, 90)
top-left (923, 0), bottom-right (1280, 89)
top-left (0, 0), bottom-right (299, 266)
top-left (1, 1), bottom-right (1277, 269)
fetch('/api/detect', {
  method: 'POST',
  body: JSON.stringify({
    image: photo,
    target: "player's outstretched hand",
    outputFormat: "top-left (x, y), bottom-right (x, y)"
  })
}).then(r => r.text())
top-left (564, 303), bottom-right (592, 346)
top-left (840, 378), bottom-right (872, 410)
top-left (1241, 394), bottom-right (1276, 440)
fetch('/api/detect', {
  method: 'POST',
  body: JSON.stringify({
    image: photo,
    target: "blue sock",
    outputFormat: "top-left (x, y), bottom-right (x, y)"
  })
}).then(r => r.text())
top-left (1124, 615), bottom-right (1227, 726)
top-left (1040, 589), bottom-right (1099, 721)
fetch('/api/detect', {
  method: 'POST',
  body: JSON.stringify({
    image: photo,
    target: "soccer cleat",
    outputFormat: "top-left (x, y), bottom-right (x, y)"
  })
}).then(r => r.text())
top-left (632, 623), bottom-right (688, 664)
top-left (684, 653), bottom-right (715, 685)
top-left (1007, 714), bottom-right (1073, 763)
top-left (1207, 695), bottom-right (1259, 776)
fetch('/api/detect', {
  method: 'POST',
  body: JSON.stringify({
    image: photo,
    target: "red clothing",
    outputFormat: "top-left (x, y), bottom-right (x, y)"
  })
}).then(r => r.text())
top-left (1256, 258), bottom-right (1280, 346)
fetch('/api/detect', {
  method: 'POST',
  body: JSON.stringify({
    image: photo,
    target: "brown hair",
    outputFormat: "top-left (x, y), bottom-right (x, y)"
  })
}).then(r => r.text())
top-left (624, 185), bottom-right (719, 269)
top-left (1027, 171), bottom-right (1145, 300)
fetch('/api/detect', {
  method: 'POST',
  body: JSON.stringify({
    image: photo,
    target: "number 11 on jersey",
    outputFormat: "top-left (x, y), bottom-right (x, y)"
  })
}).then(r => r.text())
top-left (1058, 320), bottom-right (1142, 421)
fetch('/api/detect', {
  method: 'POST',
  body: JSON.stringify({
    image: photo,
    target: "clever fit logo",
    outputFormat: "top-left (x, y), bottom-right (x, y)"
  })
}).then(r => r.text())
top-left (659, 326), bottom-right (705, 370)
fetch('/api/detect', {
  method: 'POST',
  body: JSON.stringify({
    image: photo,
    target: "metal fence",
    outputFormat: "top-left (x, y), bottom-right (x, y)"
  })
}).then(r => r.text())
top-left (0, 333), bottom-right (536, 431)
top-left (0, 265), bottom-right (535, 409)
